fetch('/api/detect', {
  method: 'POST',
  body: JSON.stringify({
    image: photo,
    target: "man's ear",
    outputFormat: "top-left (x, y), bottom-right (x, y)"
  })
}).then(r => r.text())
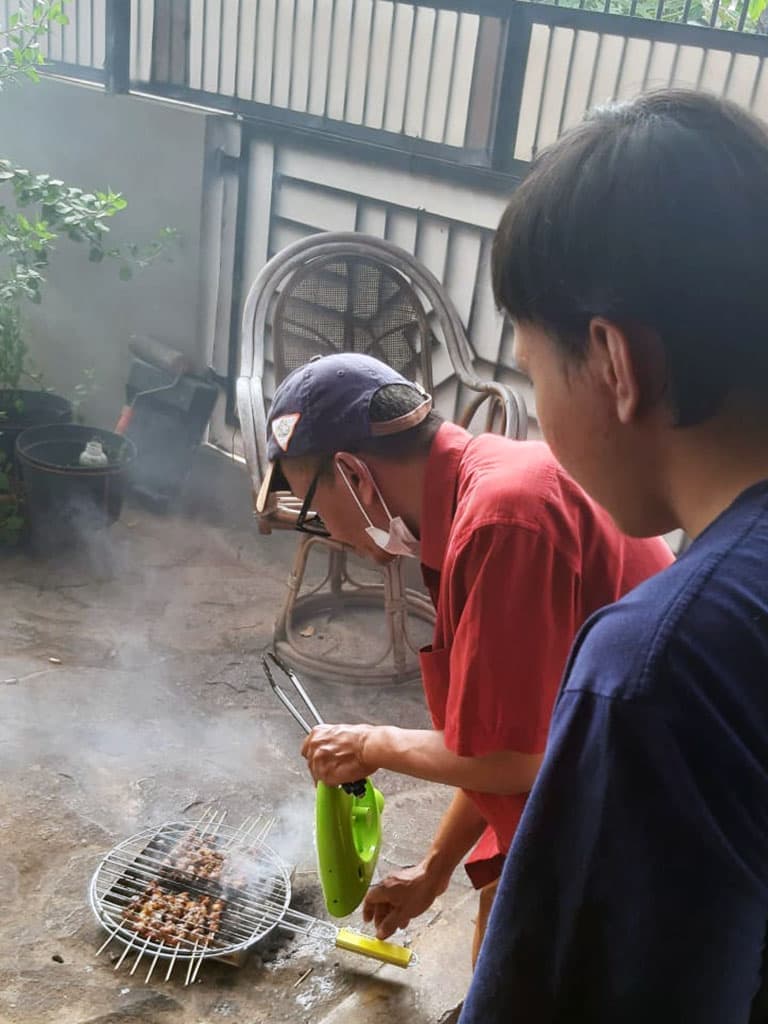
top-left (335, 452), bottom-right (378, 506)
top-left (588, 318), bottom-right (664, 424)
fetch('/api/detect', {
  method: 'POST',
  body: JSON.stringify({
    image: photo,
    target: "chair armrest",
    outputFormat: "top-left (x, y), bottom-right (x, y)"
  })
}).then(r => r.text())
top-left (236, 374), bottom-right (268, 478)
top-left (458, 380), bottom-right (528, 440)
top-left (236, 374), bottom-right (274, 532)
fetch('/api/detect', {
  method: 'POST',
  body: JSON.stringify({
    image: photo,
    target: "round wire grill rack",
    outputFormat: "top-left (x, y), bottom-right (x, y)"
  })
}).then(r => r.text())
top-left (89, 812), bottom-right (292, 984)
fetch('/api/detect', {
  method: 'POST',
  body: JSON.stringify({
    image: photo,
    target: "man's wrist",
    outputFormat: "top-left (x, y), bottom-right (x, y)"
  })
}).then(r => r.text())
top-left (359, 723), bottom-right (387, 775)
top-left (421, 847), bottom-right (455, 892)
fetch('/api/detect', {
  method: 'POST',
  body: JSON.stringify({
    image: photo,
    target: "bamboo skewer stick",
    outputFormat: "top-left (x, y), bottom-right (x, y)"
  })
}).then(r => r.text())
top-left (114, 931), bottom-right (138, 970)
top-left (144, 941), bottom-right (164, 984)
top-left (95, 925), bottom-right (120, 956)
top-left (190, 940), bottom-right (210, 984)
top-left (164, 941), bottom-right (181, 982)
top-left (184, 940), bottom-right (200, 986)
top-left (130, 935), bottom-right (152, 976)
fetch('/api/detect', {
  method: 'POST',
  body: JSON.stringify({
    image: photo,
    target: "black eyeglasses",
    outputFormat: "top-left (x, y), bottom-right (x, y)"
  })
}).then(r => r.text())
top-left (295, 462), bottom-right (331, 537)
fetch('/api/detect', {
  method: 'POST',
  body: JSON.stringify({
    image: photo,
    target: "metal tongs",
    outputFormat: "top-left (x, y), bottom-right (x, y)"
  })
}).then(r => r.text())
top-left (262, 652), bottom-right (367, 798)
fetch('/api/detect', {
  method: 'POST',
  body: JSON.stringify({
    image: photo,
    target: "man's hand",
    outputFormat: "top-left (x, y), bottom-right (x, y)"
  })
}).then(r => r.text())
top-left (362, 860), bottom-right (451, 939)
top-left (301, 723), bottom-right (375, 786)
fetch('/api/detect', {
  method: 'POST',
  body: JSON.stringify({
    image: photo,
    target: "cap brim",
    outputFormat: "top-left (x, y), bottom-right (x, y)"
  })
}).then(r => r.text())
top-left (255, 459), bottom-right (291, 515)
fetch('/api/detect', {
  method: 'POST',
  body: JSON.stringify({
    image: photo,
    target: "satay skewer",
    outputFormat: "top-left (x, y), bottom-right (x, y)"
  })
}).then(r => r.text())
top-left (190, 940), bottom-right (210, 984)
top-left (96, 925), bottom-right (121, 956)
top-left (144, 941), bottom-right (165, 984)
top-left (164, 940), bottom-right (182, 982)
top-left (114, 930), bottom-right (139, 970)
top-left (184, 940), bottom-right (200, 986)
top-left (130, 934), bottom-right (152, 975)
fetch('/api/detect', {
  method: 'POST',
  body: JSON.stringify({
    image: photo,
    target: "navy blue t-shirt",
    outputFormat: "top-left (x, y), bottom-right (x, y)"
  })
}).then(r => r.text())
top-left (461, 480), bottom-right (768, 1023)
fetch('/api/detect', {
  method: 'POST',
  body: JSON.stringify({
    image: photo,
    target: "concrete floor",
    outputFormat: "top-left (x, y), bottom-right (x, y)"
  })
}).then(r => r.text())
top-left (0, 453), bottom-right (475, 1024)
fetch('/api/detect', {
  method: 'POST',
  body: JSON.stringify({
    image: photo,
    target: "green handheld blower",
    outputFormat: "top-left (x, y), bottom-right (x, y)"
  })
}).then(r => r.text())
top-left (262, 652), bottom-right (385, 919)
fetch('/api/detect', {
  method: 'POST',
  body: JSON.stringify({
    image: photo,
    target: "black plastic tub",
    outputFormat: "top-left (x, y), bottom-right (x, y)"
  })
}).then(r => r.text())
top-left (16, 424), bottom-right (137, 551)
top-left (0, 389), bottom-right (73, 465)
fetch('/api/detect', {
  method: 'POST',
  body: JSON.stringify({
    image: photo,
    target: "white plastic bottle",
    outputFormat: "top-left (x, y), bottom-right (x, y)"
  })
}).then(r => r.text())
top-left (79, 439), bottom-right (109, 468)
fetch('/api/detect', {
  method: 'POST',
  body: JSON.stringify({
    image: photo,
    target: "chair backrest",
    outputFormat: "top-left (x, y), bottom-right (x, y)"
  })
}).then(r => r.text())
top-left (272, 254), bottom-right (433, 391)
top-left (237, 231), bottom-right (527, 498)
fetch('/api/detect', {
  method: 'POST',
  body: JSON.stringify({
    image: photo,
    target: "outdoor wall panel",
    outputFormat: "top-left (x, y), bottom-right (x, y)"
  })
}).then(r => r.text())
top-left (307, 0), bottom-right (334, 115)
top-left (402, 6), bottom-right (436, 136)
top-left (272, 0), bottom-right (296, 108)
top-left (616, 36), bottom-right (654, 95)
top-left (413, 216), bottom-right (450, 282)
top-left (382, 4), bottom-right (415, 132)
top-left (751, 56), bottom-right (768, 114)
top-left (255, 0), bottom-right (278, 103)
top-left (270, 217), bottom-right (311, 254)
top-left (726, 53), bottom-right (761, 106)
top-left (222, 0), bottom-right (243, 97)
top-left (384, 207), bottom-right (420, 252)
top-left (37, 0), bottom-right (106, 68)
top-left (242, 139), bottom-right (276, 320)
top-left (356, 201), bottom-right (388, 235)
top-left (514, 22), bottom-right (768, 160)
top-left (446, 13), bottom-right (480, 147)
top-left (443, 225), bottom-right (482, 330)
top-left (513, 21), bottom-right (544, 161)
top-left (346, 0), bottom-right (374, 123)
top-left (363, 1), bottom-right (395, 127)
top-left (273, 176), bottom-right (359, 230)
top-left (325, 0), bottom-right (353, 119)
top-left (235, 0), bottom-right (259, 99)
top-left (132, 0), bottom-right (154, 81)
top-left (469, 242), bottom-right (505, 368)
top-left (132, 0), bottom-right (481, 148)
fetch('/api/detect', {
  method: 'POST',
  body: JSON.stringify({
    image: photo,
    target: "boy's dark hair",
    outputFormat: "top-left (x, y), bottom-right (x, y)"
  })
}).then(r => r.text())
top-left (492, 89), bottom-right (768, 427)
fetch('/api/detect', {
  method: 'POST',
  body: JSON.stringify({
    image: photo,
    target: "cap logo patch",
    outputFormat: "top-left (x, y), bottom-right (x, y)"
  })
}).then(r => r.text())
top-left (272, 412), bottom-right (301, 452)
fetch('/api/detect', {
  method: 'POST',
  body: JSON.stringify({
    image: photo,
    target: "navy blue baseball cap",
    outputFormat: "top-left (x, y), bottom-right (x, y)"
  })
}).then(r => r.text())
top-left (256, 353), bottom-right (432, 513)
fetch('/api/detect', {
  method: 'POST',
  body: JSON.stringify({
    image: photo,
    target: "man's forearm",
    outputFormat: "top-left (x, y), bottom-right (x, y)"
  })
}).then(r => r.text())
top-left (424, 789), bottom-right (488, 884)
top-left (363, 726), bottom-right (542, 794)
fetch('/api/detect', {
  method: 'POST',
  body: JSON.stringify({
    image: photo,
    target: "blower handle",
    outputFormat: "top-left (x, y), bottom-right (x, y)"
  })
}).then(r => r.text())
top-left (342, 779), bottom-right (367, 797)
top-left (262, 652), bottom-right (368, 798)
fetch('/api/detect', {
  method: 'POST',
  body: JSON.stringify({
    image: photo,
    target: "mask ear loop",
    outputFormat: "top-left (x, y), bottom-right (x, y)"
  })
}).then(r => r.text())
top-left (335, 457), bottom-right (394, 526)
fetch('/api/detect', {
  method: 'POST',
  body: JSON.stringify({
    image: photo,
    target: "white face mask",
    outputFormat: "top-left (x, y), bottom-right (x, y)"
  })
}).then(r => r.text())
top-left (336, 462), bottom-right (420, 559)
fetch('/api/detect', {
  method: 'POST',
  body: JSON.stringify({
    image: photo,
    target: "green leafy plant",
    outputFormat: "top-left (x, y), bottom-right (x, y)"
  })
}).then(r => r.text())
top-left (534, 0), bottom-right (767, 32)
top-left (0, 0), bottom-right (66, 88)
top-left (0, 158), bottom-right (179, 391)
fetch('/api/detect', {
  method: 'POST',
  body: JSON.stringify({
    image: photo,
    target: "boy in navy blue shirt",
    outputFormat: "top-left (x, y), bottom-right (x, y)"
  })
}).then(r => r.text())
top-left (462, 90), bottom-right (768, 1022)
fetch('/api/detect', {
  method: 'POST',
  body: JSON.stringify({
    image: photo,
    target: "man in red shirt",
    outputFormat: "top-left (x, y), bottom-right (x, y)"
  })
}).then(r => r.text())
top-left (256, 352), bottom-right (672, 961)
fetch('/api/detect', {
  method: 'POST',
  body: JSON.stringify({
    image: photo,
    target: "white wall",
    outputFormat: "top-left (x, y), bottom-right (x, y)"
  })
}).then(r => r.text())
top-left (0, 78), bottom-right (207, 428)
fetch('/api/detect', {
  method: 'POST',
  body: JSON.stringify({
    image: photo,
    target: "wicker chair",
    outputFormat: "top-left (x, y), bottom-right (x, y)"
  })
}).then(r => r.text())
top-left (237, 232), bottom-right (527, 684)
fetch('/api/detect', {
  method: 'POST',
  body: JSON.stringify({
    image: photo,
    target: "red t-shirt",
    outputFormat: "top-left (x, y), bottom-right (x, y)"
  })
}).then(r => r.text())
top-left (418, 423), bottom-right (674, 888)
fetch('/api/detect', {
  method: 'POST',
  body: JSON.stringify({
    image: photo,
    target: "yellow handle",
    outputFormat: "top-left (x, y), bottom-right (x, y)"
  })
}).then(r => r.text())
top-left (335, 927), bottom-right (413, 968)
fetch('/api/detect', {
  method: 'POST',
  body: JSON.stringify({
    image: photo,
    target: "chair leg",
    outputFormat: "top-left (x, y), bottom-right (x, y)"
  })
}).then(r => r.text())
top-left (274, 534), bottom-right (313, 645)
top-left (384, 558), bottom-right (409, 678)
top-left (328, 547), bottom-right (347, 601)
top-left (274, 536), bottom-right (435, 684)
